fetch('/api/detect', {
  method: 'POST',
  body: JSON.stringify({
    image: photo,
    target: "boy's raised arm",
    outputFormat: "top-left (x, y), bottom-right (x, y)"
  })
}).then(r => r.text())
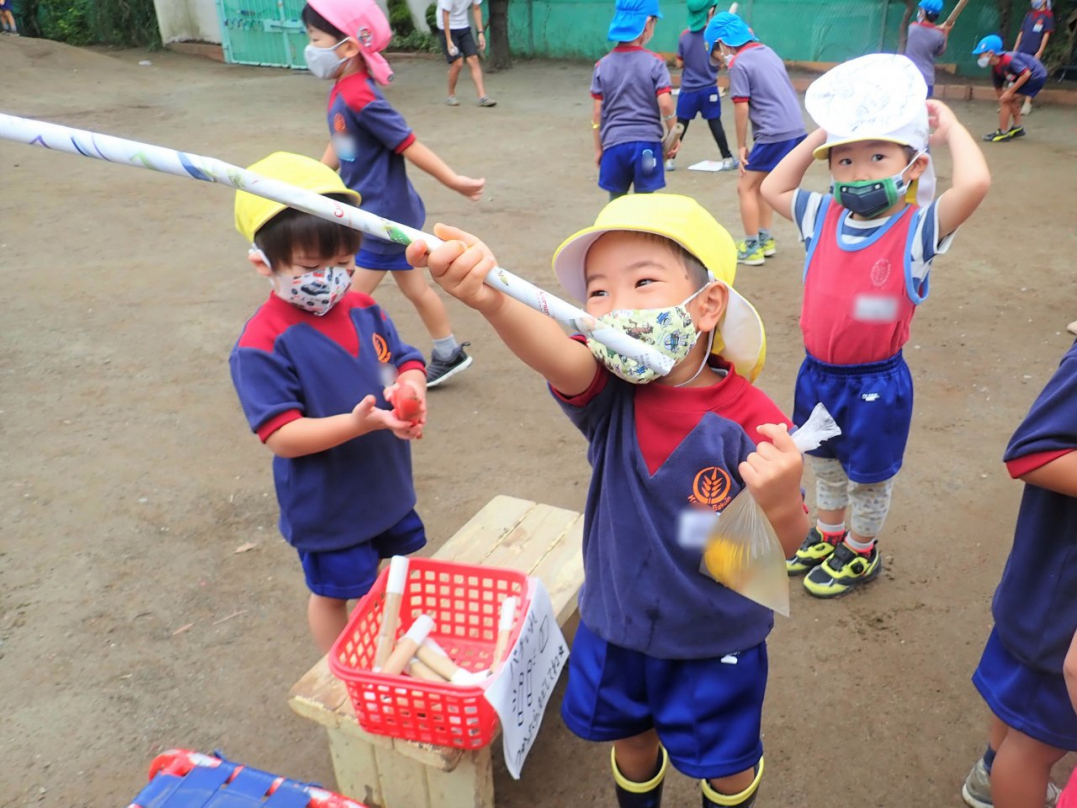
top-left (407, 224), bottom-right (598, 396)
top-left (929, 100), bottom-right (991, 237)
top-left (760, 128), bottom-right (826, 221)
top-left (1018, 452), bottom-right (1077, 498)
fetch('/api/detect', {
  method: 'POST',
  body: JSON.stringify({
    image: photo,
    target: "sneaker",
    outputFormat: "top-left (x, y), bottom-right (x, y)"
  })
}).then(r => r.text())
top-left (982, 128), bottom-right (1013, 143)
top-left (478, 96), bottom-right (497, 107)
top-left (426, 342), bottom-right (473, 388)
top-left (786, 527), bottom-right (844, 576)
top-left (717, 157), bottom-right (738, 171)
top-left (961, 757), bottom-right (1061, 808)
top-left (1008, 124), bottom-right (1026, 138)
top-left (803, 543), bottom-right (881, 598)
top-left (760, 235), bottom-right (776, 257)
top-left (1021, 96), bottom-right (1033, 116)
top-left (737, 240), bottom-right (765, 267)
top-left (665, 158), bottom-right (676, 172)
top-left (446, 96), bottom-right (460, 106)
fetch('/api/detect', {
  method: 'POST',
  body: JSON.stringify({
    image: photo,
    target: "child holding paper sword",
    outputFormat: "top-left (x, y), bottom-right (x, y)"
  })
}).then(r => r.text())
top-left (762, 55), bottom-right (990, 598)
top-left (230, 152), bottom-right (428, 652)
top-left (408, 193), bottom-right (806, 808)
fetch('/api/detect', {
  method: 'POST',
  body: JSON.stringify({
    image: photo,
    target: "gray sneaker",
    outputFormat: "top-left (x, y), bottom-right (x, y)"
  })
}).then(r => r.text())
top-left (961, 758), bottom-right (1060, 808)
top-left (426, 342), bottom-right (473, 388)
top-left (478, 96), bottom-right (497, 107)
top-left (717, 156), bottom-right (738, 171)
top-left (446, 96), bottom-right (460, 107)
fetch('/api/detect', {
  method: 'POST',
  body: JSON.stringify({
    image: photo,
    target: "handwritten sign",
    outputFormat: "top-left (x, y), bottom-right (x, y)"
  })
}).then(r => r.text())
top-left (483, 579), bottom-right (569, 779)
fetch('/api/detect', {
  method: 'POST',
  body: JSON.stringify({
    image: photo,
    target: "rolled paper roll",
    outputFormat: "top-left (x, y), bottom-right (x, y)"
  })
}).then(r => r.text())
top-left (381, 614), bottom-right (435, 676)
top-left (373, 556), bottom-right (409, 670)
top-left (490, 596), bottom-right (519, 669)
top-left (407, 657), bottom-right (447, 682)
top-left (416, 641), bottom-right (491, 684)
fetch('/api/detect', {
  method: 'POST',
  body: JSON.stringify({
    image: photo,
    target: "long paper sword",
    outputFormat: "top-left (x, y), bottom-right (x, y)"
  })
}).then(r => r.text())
top-left (0, 113), bottom-right (673, 376)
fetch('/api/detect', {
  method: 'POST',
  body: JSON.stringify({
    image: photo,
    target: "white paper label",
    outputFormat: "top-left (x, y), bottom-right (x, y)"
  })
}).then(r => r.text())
top-left (483, 580), bottom-right (569, 779)
top-left (678, 507), bottom-right (720, 549)
top-left (853, 293), bottom-right (900, 323)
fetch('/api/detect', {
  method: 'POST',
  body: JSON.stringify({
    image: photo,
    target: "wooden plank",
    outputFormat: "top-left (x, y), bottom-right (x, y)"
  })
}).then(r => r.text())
top-left (425, 747), bottom-right (495, 808)
top-left (288, 656), bottom-right (348, 716)
top-left (529, 514), bottom-right (586, 625)
top-left (481, 503), bottom-right (581, 576)
top-left (326, 725), bottom-right (383, 808)
top-left (435, 496), bottom-right (536, 565)
top-left (374, 744), bottom-right (432, 808)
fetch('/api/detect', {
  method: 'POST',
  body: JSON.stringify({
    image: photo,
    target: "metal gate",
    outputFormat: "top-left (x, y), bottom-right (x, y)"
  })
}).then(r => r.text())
top-left (216, 0), bottom-right (309, 69)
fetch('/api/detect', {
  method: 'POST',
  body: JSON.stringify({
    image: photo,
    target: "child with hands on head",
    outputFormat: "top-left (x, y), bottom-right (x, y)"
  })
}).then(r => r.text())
top-left (230, 152), bottom-right (429, 653)
top-left (409, 194), bottom-right (807, 808)
top-left (303, 0), bottom-right (484, 387)
top-left (762, 54), bottom-right (990, 599)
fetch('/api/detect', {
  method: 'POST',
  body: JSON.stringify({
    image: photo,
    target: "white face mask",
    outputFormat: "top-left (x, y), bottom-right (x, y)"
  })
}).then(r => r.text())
top-left (977, 54), bottom-right (991, 68)
top-left (271, 266), bottom-right (352, 315)
top-left (304, 39), bottom-right (349, 80)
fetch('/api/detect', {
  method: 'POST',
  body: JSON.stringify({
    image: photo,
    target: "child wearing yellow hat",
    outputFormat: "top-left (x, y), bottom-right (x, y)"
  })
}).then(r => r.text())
top-left (407, 193), bottom-right (807, 808)
top-left (231, 152), bottom-right (429, 652)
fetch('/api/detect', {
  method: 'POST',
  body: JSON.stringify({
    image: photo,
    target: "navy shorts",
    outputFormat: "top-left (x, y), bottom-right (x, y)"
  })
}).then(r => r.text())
top-left (599, 141), bottom-right (666, 196)
top-left (297, 509), bottom-right (426, 600)
top-left (439, 27), bottom-right (478, 63)
top-left (745, 134), bottom-right (806, 173)
top-left (677, 87), bottom-right (722, 121)
top-left (356, 241), bottom-right (412, 271)
top-left (926, 84), bottom-right (934, 98)
top-left (793, 352), bottom-right (913, 484)
top-left (973, 627), bottom-right (1077, 751)
top-left (1018, 76), bottom-right (1046, 98)
top-left (561, 621), bottom-right (766, 779)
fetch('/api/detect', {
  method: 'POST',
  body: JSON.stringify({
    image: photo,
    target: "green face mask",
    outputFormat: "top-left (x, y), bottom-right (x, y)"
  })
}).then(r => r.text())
top-left (831, 151), bottom-right (924, 218)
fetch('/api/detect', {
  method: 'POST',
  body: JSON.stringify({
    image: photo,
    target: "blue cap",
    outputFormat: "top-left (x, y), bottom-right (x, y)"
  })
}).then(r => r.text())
top-left (704, 11), bottom-right (758, 55)
top-left (918, 0), bottom-right (943, 14)
top-left (608, 0), bottom-right (663, 42)
top-left (972, 34), bottom-right (1003, 55)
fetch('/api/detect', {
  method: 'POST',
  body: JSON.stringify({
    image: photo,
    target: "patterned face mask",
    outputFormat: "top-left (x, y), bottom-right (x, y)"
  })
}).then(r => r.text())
top-left (586, 286), bottom-right (708, 384)
top-left (271, 267), bottom-right (352, 316)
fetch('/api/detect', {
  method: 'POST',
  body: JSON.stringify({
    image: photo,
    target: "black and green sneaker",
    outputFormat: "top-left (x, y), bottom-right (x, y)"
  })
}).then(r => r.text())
top-left (786, 527), bottom-right (845, 576)
top-left (803, 543), bottom-right (882, 599)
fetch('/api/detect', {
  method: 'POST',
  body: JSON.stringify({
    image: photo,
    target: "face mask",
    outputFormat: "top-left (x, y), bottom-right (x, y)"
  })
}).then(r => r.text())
top-left (270, 265), bottom-right (352, 316)
top-left (977, 54), bottom-right (991, 68)
top-left (305, 39), bottom-right (349, 80)
top-left (586, 286), bottom-right (709, 384)
top-left (831, 151), bottom-right (925, 219)
top-left (1031, 0), bottom-right (1045, 9)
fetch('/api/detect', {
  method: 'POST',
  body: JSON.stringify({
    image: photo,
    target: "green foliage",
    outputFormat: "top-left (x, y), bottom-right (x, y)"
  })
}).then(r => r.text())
top-left (389, 30), bottom-right (439, 52)
top-left (1041, 0), bottom-right (1075, 73)
top-left (425, 2), bottom-right (438, 30)
top-left (387, 0), bottom-right (415, 36)
top-left (13, 0), bottom-right (160, 48)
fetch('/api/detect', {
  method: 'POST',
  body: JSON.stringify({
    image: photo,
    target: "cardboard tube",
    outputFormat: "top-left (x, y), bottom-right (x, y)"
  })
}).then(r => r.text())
top-left (490, 596), bottom-right (519, 668)
top-left (381, 614), bottom-right (435, 676)
top-left (416, 642), bottom-right (463, 681)
top-left (407, 657), bottom-right (447, 682)
top-left (373, 556), bottom-right (409, 670)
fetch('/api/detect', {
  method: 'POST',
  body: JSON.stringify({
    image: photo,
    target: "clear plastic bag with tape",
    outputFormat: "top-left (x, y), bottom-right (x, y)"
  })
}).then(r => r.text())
top-left (700, 403), bottom-right (841, 616)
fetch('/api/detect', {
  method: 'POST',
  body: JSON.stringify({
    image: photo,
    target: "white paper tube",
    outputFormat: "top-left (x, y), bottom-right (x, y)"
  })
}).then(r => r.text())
top-left (490, 596), bottom-right (518, 667)
top-left (381, 615), bottom-right (435, 676)
top-left (407, 657), bottom-right (447, 682)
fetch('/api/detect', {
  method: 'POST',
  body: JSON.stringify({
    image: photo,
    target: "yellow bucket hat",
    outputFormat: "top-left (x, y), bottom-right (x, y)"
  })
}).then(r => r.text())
top-left (234, 152), bottom-right (361, 243)
top-left (552, 194), bottom-right (767, 382)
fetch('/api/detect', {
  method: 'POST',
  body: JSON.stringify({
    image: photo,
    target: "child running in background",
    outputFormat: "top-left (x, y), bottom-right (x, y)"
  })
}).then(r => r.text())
top-left (230, 153), bottom-right (428, 652)
top-left (959, 338), bottom-right (1077, 808)
top-left (704, 12), bottom-right (806, 267)
top-left (592, 0), bottom-right (680, 200)
top-left (905, 0), bottom-right (951, 97)
top-left (666, 0), bottom-right (736, 173)
top-left (973, 34), bottom-right (1048, 143)
top-left (408, 193), bottom-right (806, 808)
top-left (303, 0), bottom-right (484, 387)
top-left (762, 55), bottom-right (990, 598)
top-left (1014, 0), bottom-right (1055, 114)
top-left (0, 0), bottom-right (18, 35)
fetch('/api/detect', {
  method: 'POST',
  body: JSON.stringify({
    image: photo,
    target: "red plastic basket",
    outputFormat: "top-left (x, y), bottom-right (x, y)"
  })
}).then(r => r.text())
top-left (329, 557), bottom-right (530, 749)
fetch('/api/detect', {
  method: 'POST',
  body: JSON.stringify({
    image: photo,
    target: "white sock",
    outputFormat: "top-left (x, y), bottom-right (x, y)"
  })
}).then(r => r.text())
top-left (432, 335), bottom-right (459, 361)
top-left (845, 533), bottom-right (876, 553)
top-left (817, 520), bottom-right (845, 536)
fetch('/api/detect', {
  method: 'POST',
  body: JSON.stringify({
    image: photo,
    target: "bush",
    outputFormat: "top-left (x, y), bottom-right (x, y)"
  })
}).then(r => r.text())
top-left (387, 0), bottom-right (415, 36)
top-left (426, 2), bottom-right (438, 30)
top-left (388, 30), bottom-right (439, 52)
top-left (15, 0), bottom-right (160, 48)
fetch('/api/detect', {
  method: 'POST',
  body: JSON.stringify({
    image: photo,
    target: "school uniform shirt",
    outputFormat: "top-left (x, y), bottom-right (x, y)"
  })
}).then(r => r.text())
top-left (728, 43), bottom-right (806, 144)
top-left (230, 292), bottom-right (425, 553)
top-left (327, 71), bottom-right (425, 256)
top-left (436, 0), bottom-right (479, 30)
top-left (1017, 8), bottom-right (1054, 55)
top-left (993, 340), bottom-right (1077, 673)
top-left (553, 358), bottom-right (793, 659)
top-left (677, 28), bottom-right (719, 93)
top-left (591, 45), bottom-right (672, 150)
top-left (905, 21), bottom-right (948, 86)
top-left (992, 51), bottom-right (1048, 89)
top-left (792, 191), bottom-right (955, 365)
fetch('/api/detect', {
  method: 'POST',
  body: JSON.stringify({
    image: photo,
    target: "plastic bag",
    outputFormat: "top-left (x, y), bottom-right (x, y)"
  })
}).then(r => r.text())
top-left (700, 403), bottom-right (841, 616)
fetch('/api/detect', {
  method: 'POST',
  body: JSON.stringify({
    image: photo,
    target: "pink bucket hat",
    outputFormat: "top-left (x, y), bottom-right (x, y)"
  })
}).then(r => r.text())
top-left (307, 0), bottom-right (394, 85)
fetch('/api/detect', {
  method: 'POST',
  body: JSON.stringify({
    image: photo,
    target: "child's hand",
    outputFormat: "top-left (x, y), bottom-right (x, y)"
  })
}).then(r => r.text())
top-left (450, 175), bottom-right (485, 201)
top-left (352, 395), bottom-right (422, 441)
top-left (738, 145), bottom-right (749, 176)
top-left (595, 146), bottom-right (603, 166)
top-left (739, 424), bottom-right (804, 515)
top-left (927, 99), bottom-right (956, 147)
top-left (406, 223), bottom-right (503, 315)
top-left (384, 379), bottom-right (427, 436)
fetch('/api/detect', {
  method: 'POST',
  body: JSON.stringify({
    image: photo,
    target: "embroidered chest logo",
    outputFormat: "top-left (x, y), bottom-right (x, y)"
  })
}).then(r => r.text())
top-left (689, 466), bottom-right (733, 512)
top-left (333, 113), bottom-right (347, 133)
top-left (372, 333), bottom-right (391, 363)
top-left (870, 258), bottom-right (891, 288)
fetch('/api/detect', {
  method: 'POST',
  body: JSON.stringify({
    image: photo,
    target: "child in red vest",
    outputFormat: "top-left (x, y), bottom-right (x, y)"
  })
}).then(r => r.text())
top-left (762, 54), bottom-right (990, 598)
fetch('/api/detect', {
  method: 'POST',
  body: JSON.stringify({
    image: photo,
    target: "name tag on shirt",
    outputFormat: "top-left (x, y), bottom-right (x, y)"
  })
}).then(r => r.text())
top-left (1034, 21), bottom-right (1043, 32)
top-left (332, 133), bottom-right (357, 163)
top-left (853, 294), bottom-right (900, 323)
top-left (678, 507), bottom-right (720, 550)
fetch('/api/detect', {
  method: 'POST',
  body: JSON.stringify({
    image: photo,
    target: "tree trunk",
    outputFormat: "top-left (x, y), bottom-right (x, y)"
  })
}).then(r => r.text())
top-left (19, 0), bottom-right (43, 37)
top-left (488, 0), bottom-right (512, 71)
top-left (897, 0), bottom-right (916, 53)
top-left (996, 0), bottom-right (1015, 44)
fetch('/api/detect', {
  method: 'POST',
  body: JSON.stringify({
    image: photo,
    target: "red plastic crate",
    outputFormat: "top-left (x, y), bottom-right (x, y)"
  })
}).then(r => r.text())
top-left (329, 557), bottom-right (529, 749)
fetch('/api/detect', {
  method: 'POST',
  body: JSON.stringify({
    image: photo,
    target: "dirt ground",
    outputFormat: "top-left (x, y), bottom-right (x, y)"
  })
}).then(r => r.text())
top-left (1, 37), bottom-right (1076, 807)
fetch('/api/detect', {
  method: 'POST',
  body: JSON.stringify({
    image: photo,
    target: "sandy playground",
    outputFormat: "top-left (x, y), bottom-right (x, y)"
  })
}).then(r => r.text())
top-left (1, 36), bottom-right (1076, 808)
